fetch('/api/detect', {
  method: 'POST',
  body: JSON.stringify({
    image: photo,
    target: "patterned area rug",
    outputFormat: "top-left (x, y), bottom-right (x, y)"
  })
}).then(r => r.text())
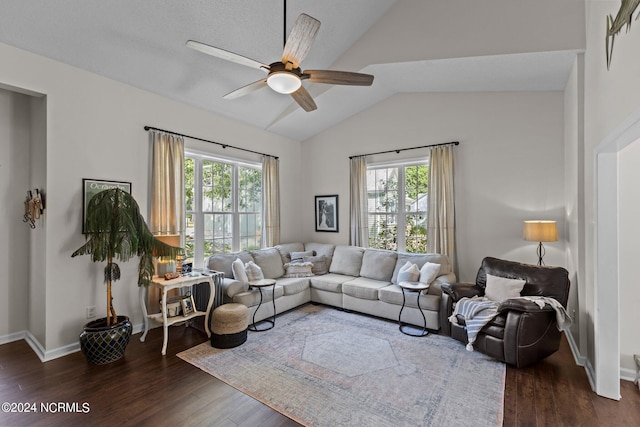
top-left (178, 304), bottom-right (505, 427)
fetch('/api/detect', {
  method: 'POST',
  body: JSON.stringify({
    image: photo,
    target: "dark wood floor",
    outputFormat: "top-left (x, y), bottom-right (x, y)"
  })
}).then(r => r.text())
top-left (1, 321), bottom-right (639, 427)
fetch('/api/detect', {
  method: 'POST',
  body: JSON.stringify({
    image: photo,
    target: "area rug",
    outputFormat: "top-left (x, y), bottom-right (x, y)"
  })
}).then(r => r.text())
top-left (178, 304), bottom-right (505, 427)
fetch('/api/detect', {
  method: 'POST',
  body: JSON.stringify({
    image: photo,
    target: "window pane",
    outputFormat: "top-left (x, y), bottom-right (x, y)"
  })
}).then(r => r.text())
top-left (185, 158), bottom-right (195, 211)
top-left (239, 166), bottom-right (261, 212)
top-left (184, 213), bottom-right (195, 261)
top-left (405, 213), bottom-right (427, 253)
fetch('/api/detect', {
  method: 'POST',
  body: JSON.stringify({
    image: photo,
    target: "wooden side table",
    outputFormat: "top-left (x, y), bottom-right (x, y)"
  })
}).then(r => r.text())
top-left (248, 279), bottom-right (277, 332)
top-left (398, 281), bottom-right (430, 337)
top-left (139, 274), bottom-right (214, 355)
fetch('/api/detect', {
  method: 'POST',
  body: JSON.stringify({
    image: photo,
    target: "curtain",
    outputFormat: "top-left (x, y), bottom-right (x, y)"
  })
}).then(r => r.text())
top-left (149, 130), bottom-right (184, 312)
top-left (349, 156), bottom-right (369, 247)
top-left (262, 156), bottom-right (280, 247)
top-left (427, 145), bottom-right (456, 274)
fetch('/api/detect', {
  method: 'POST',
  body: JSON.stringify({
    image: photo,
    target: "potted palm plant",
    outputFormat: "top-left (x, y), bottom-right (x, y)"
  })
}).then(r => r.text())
top-left (72, 188), bottom-right (181, 364)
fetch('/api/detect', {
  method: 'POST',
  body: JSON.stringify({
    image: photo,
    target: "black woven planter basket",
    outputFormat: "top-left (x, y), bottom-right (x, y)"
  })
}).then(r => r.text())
top-left (79, 316), bottom-right (132, 364)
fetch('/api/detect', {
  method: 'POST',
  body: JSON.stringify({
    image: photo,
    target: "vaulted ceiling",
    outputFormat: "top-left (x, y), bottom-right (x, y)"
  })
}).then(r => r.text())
top-left (0, 0), bottom-right (585, 141)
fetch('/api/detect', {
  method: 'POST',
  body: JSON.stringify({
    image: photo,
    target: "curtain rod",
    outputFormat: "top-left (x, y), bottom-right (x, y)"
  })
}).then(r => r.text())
top-left (144, 126), bottom-right (279, 159)
top-left (348, 141), bottom-right (459, 159)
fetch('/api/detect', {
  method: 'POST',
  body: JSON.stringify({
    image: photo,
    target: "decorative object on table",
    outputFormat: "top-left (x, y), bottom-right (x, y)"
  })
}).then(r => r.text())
top-left (606, 0), bottom-right (640, 69)
top-left (23, 188), bottom-right (45, 229)
top-left (523, 220), bottom-right (558, 265)
top-left (181, 293), bottom-right (196, 316)
top-left (164, 272), bottom-right (180, 280)
top-left (82, 178), bottom-right (131, 234)
top-left (160, 295), bottom-right (183, 318)
top-left (211, 303), bottom-right (249, 349)
top-left (315, 194), bottom-right (338, 232)
top-left (179, 304), bottom-right (505, 427)
top-left (72, 187), bottom-right (182, 364)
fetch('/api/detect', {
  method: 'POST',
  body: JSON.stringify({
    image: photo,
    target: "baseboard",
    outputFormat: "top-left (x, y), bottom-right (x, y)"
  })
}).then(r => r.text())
top-left (565, 330), bottom-right (596, 391)
top-left (2, 321), bottom-right (146, 363)
top-left (620, 366), bottom-right (637, 383)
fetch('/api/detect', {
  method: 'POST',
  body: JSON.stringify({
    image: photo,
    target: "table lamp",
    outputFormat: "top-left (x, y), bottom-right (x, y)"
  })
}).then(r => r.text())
top-left (523, 220), bottom-right (558, 266)
top-left (154, 234), bottom-right (181, 275)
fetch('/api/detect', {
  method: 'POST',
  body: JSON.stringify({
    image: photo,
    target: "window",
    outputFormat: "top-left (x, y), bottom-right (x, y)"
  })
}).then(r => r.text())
top-left (367, 161), bottom-right (429, 253)
top-left (185, 153), bottom-right (262, 268)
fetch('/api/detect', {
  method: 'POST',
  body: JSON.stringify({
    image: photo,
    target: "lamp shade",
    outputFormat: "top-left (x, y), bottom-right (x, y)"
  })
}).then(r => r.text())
top-left (523, 220), bottom-right (558, 242)
top-left (267, 71), bottom-right (302, 94)
top-left (154, 234), bottom-right (181, 247)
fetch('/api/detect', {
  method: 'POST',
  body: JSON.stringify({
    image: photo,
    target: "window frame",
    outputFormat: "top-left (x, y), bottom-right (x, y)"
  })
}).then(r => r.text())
top-left (366, 157), bottom-right (429, 252)
top-left (185, 149), bottom-right (262, 268)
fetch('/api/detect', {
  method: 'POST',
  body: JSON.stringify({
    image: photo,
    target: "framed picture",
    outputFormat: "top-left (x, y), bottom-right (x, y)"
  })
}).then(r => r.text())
top-left (181, 294), bottom-right (196, 316)
top-left (82, 179), bottom-right (132, 233)
top-left (315, 195), bottom-right (339, 232)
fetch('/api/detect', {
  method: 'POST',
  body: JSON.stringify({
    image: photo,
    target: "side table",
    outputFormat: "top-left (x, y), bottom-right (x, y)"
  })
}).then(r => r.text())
top-left (398, 281), bottom-right (430, 337)
top-left (248, 279), bottom-right (276, 332)
top-left (139, 274), bottom-right (215, 355)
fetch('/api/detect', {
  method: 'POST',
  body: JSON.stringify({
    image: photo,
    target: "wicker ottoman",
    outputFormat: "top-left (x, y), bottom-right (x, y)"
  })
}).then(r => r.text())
top-left (210, 303), bottom-right (249, 349)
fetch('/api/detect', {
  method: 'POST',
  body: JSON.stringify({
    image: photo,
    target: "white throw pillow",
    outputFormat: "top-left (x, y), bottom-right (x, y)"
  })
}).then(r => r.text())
top-left (484, 273), bottom-right (526, 302)
top-left (397, 261), bottom-right (420, 283)
top-left (419, 262), bottom-right (441, 285)
top-left (245, 261), bottom-right (265, 282)
top-left (231, 258), bottom-right (249, 283)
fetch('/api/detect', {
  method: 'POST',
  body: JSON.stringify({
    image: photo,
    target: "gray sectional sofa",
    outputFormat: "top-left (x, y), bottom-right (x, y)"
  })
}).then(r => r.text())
top-left (206, 242), bottom-right (456, 331)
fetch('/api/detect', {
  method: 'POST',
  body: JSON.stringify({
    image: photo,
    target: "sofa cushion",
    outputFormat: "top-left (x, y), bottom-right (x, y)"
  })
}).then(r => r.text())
top-left (342, 277), bottom-right (390, 301)
top-left (231, 258), bottom-right (249, 283)
top-left (359, 249), bottom-right (397, 282)
top-left (304, 243), bottom-right (336, 268)
top-left (207, 251), bottom-right (253, 279)
top-left (329, 245), bottom-right (365, 276)
top-left (304, 255), bottom-right (329, 275)
top-left (250, 247), bottom-right (285, 279)
top-left (391, 252), bottom-right (451, 284)
top-left (485, 273), bottom-right (525, 302)
top-left (310, 273), bottom-right (354, 293)
top-left (274, 277), bottom-right (310, 296)
top-left (275, 242), bottom-right (305, 264)
top-left (378, 284), bottom-right (440, 311)
top-left (419, 262), bottom-right (441, 285)
top-left (397, 261), bottom-right (420, 283)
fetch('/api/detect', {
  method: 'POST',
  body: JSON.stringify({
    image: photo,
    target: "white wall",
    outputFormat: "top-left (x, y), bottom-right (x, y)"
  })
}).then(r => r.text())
top-left (301, 91), bottom-right (566, 282)
top-left (0, 88), bottom-right (31, 338)
top-left (583, 0), bottom-right (640, 392)
top-left (0, 41), bottom-right (302, 355)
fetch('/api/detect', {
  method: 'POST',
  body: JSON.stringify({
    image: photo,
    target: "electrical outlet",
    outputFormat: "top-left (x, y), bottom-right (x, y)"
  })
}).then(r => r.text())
top-left (86, 306), bottom-right (96, 319)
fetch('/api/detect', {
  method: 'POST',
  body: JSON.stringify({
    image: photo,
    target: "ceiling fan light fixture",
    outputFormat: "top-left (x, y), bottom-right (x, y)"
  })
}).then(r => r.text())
top-left (267, 71), bottom-right (301, 94)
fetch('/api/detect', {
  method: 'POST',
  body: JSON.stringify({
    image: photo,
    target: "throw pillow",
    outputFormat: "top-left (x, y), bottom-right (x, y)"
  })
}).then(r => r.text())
top-left (283, 262), bottom-right (314, 278)
top-left (290, 250), bottom-right (315, 262)
top-left (303, 255), bottom-right (328, 275)
top-left (397, 261), bottom-right (420, 283)
top-left (231, 258), bottom-right (249, 284)
top-left (419, 262), bottom-right (441, 285)
top-left (245, 261), bottom-right (265, 282)
top-left (484, 273), bottom-right (526, 302)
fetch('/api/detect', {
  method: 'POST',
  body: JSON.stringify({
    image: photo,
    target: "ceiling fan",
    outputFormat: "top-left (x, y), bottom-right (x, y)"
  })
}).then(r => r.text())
top-left (186, 11), bottom-right (374, 112)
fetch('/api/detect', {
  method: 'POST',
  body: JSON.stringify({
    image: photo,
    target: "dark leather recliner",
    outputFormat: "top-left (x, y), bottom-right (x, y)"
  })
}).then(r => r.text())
top-left (440, 257), bottom-right (570, 368)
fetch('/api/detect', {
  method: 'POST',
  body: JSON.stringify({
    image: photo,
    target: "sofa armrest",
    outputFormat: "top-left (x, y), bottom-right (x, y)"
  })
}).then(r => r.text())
top-left (441, 282), bottom-right (484, 301)
top-left (498, 298), bottom-right (556, 314)
top-left (221, 278), bottom-right (249, 301)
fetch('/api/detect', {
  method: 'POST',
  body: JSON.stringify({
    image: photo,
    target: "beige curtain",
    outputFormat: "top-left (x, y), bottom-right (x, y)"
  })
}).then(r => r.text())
top-left (149, 131), bottom-right (185, 235)
top-left (262, 156), bottom-right (280, 247)
top-left (427, 145), bottom-right (456, 274)
top-left (349, 156), bottom-right (369, 247)
top-left (149, 131), bottom-right (184, 311)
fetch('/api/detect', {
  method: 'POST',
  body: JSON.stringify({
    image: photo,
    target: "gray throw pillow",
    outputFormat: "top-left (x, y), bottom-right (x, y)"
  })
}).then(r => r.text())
top-left (303, 255), bottom-right (328, 275)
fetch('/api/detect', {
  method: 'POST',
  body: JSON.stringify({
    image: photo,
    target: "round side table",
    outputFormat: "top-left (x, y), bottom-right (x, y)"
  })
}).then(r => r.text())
top-left (398, 281), bottom-right (430, 337)
top-left (248, 279), bottom-right (277, 332)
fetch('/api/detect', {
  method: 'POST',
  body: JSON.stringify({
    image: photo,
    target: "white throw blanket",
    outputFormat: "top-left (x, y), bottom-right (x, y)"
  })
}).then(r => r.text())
top-left (449, 296), bottom-right (573, 351)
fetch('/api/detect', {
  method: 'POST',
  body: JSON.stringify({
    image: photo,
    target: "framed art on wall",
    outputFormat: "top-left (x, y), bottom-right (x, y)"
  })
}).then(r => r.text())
top-left (315, 195), bottom-right (338, 232)
top-left (82, 179), bottom-right (132, 233)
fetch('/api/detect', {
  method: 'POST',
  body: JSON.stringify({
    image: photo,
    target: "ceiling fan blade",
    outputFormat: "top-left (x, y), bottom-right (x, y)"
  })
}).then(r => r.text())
top-left (282, 14), bottom-right (321, 69)
top-left (223, 79), bottom-right (268, 99)
top-left (290, 86), bottom-right (317, 112)
top-left (186, 40), bottom-right (269, 72)
top-left (304, 70), bottom-right (374, 86)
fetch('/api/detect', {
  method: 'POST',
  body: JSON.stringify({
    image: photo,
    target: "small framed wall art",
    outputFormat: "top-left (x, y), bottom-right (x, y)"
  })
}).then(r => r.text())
top-left (82, 179), bottom-right (132, 234)
top-left (315, 195), bottom-right (338, 232)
